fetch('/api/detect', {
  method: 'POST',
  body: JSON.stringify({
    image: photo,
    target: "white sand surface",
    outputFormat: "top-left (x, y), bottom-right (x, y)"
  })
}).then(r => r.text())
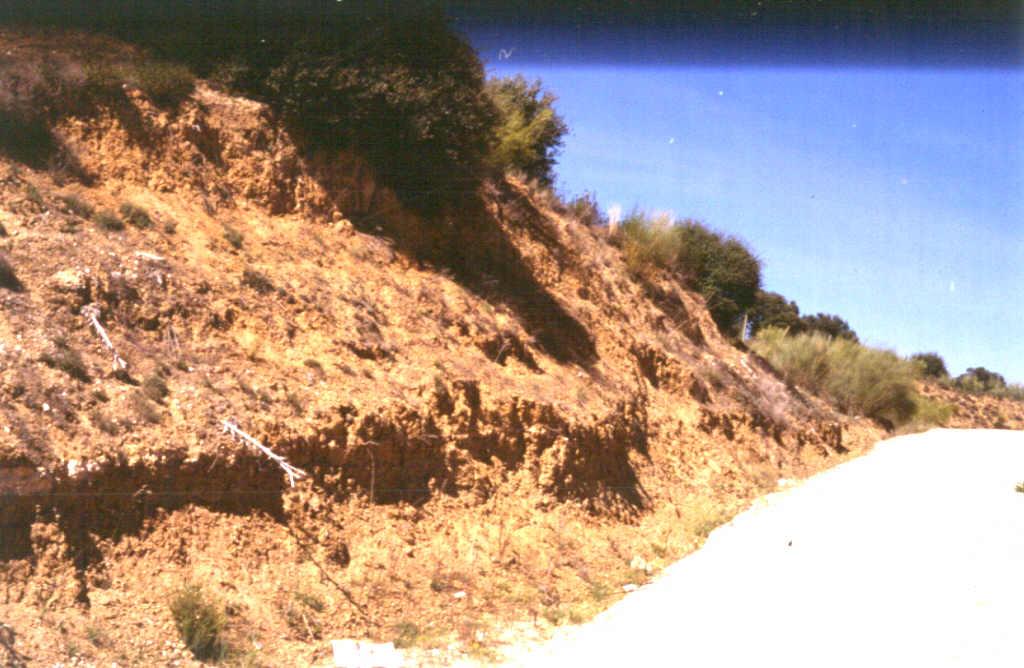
top-left (501, 429), bottom-right (1024, 667)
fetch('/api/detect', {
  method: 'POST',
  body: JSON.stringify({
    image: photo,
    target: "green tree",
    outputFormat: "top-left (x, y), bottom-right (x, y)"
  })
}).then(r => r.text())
top-left (484, 75), bottom-right (568, 186)
top-left (800, 313), bottom-right (858, 342)
top-left (748, 290), bottom-right (804, 336)
top-left (911, 352), bottom-right (949, 379)
top-left (955, 367), bottom-right (1007, 393)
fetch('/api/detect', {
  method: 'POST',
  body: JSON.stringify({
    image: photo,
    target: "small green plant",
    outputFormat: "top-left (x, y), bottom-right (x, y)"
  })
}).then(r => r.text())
top-left (223, 225), bottom-right (244, 249)
top-left (485, 74), bottom-right (568, 186)
top-left (94, 209), bottom-right (125, 231)
top-left (91, 409), bottom-right (120, 435)
top-left (392, 621), bottom-right (420, 649)
top-left (283, 589), bottom-right (324, 640)
top-left (129, 390), bottom-right (162, 424)
top-left (241, 269), bottom-right (274, 294)
top-left (129, 61), bottom-right (195, 107)
top-left (60, 194), bottom-right (95, 219)
top-left (24, 183), bottom-right (43, 206)
top-left (141, 373), bottom-right (170, 403)
top-left (85, 623), bottom-right (111, 648)
top-left (169, 584), bottom-right (228, 661)
top-left (119, 202), bottom-right (152, 229)
top-left (40, 339), bottom-right (90, 382)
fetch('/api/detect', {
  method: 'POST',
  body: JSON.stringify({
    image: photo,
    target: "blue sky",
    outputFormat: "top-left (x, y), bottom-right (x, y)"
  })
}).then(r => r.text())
top-left (475, 54), bottom-right (1024, 383)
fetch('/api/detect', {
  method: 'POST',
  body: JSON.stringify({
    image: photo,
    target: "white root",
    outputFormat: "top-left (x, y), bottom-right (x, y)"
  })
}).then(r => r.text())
top-left (80, 303), bottom-right (128, 371)
top-left (221, 419), bottom-right (307, 487)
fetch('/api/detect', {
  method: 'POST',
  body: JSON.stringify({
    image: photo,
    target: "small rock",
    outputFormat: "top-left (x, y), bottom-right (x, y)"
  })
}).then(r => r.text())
top-left (622, 584), bottom-right (639, 593)
top-left (452, 590), bottom-right (467, 600)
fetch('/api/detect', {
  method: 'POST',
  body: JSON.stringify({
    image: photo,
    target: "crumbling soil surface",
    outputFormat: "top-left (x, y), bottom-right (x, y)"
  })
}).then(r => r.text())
top-left (0, 29), bottom-right (975, 667)
top-left (504, 428), bottom-right (1024, 668)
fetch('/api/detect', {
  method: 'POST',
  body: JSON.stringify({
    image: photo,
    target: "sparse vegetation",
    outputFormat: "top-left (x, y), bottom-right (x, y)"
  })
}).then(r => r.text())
top-left (119, 202), bottom-right (152, 228)
top-left (94, 209), bottom-right (125, 231)
top-left (141, 373), bottom-right (169, 403)
top-left (40, 338), bottom-right (90, 382)
top-left (952, 366), bottom-right (1024, 401)
top-left (241, 269), bottom-right (274, 294)
top-left (60, 194), bottom-right (94, 218)
top-left (485, 75), bottom-right (568, 186)
top-left (169, 584), bottom-right (228, 662)
top-left (223, 225), bottom-right (244, 249)
top-left (392, 621), bottom-right (421, 649)
top-left (91, 409), bottom-right (119, 435)
top-left (612, 210), bottom-right (761, 337)
top-left (128, 60), bottom-right (195, 107)
top-left (24, 182), bottom-right (44, 206)
top-left (752, 328), bottom-right (924, 428)
top-left (565, 191), bottom-right (605, 227)
top-left (129, 390), bottom-right (162, 424)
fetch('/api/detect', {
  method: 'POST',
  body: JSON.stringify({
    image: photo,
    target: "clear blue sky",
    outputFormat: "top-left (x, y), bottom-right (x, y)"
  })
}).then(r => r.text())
top-left (474, 50), bottom-right (1024, 382)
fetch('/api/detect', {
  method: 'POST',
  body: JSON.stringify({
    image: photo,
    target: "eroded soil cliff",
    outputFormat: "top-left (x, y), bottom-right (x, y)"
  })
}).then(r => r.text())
top-left (0, 33), bottom-right (886, 667)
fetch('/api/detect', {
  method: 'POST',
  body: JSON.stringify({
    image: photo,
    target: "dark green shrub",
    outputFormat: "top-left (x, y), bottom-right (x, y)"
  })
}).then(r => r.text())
top-left (141, 373), bottom-right (169, 403)
top-left (485, 75), bottom-right (567, 186)
top-left (94, 209), bottom-right (124, 231)
top-left (613, 211), bottom-right (761, 337)
top-left (129, 390), bottom-right (161, 424)
top-left (119, 202), bottom-right (152, 228)
top-left (40, 339), bottom-right (90, 382)
top-left (127, 60), bottom-right (194, 107)
top-left (60, 194), bottom-right (94, 218)
top-left (749, 291), bottom-right (804, 336)
top-left (911, 352), bottom-right (949, 379)
top-left (241, 269), bottom-right (274, 294)
top-left (222, 225), bottom-right (243, 249)
top-left (954, 366), bottom-right (1006, 393)
top-left (169, 584), bottom-right (228, 661)
top-left (799, 313), bottom-right (858, 342)
top-left (566, 191), bottom-right (605, 226)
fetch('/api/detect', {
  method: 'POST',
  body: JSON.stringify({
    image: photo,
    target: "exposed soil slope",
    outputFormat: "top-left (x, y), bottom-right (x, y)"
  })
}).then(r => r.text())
top-left (0, 32), bottom-right (884, 667)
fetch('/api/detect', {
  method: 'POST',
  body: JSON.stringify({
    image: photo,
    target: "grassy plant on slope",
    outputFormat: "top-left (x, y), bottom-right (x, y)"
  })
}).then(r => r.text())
top-left (752, 328), bottom-right (921, 428)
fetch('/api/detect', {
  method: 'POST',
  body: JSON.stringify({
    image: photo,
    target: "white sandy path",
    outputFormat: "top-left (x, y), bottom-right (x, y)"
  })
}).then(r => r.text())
top-left (501, 429), bottom-right (1024, 668)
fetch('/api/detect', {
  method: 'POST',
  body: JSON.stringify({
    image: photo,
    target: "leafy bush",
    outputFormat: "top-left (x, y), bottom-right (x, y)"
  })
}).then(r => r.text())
top-left (126, 60), bottom-right (194, 107)
top-left (484, 75), bottom-right (567, 186)
top-left (94, 209), bottom-right (124, 230)
top-left (119, 202), bottom-right (152, 228)
top-left (749, 290), bottom-right (803, 336)
top-left (613, 210), bottom-right (761, 336)
top-left (40, 338), bottom-right (90, 382)
top-left (911, 352), bottom-right (949, 379)
top-left (169, 584), bottom-right (228, 661)
top-left (222, 224), bottom-right (244, 249)
top-left (954, 366), bottom-right (1006, 393)
top-left (141, 373), bottom-right (169, 403)
top-left (241, 268), bottom-right (274, 294)
top-left (565, 191), bottom-right (605, 226)
top-left (60, 194), bottom-right (94, 218)
top-left (799, 312), bottom-right (858, 342)
top-left (752, 327), bottom-right (921, 428)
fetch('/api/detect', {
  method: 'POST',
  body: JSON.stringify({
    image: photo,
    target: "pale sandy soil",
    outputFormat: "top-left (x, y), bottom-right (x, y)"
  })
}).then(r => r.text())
top-left (499, 429), bottom-right (1024, 667)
